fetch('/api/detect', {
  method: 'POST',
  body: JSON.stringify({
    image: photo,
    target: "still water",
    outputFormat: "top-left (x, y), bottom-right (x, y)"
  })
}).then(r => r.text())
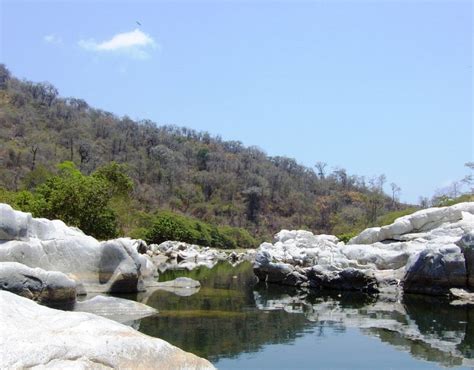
top-left (129, 262), bottom-right (473, 369)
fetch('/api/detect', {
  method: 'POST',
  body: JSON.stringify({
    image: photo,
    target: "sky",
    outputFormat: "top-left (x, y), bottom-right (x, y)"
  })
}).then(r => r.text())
top-left (1, 0), bottom-right (472, 203)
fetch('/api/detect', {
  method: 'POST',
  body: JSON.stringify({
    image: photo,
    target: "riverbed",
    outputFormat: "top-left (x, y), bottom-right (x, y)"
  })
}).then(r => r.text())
top-left (119, 262), bottom-right (474, 369)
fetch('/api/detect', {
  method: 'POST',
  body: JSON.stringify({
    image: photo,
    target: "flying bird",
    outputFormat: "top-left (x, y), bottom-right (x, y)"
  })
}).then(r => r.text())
top-left (136, 21), bottom-right (142, 26)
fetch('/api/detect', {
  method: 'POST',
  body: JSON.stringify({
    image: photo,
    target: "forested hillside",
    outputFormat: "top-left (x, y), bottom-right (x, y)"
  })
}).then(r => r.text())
top-left (0, 64), bottom-right (407, 243)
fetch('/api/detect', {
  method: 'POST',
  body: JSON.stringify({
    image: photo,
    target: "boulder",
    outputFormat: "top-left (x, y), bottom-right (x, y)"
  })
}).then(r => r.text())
top-left (0, 262), bottom-right (76, 307)
top-left (457, 231), bottom-right (474, 287)
top-left (308, 267), bottom-right (379, 293)
top-left (0, 291), bottom-right (214, 369)
top-left (403, 246), bottom-right (467, 295)
top-left (253, 203), bottom-right (474, 297)
top-left (0, 204), bottom-right (153, 294)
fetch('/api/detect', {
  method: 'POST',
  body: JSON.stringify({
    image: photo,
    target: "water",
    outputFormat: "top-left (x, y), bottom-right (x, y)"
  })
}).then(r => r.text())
top-left (127, 262), bottom-right (473, 369)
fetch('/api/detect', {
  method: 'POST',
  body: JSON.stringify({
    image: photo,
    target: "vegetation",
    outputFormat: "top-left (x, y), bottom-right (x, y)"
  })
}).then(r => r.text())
top-left (0, 64), bottom-right (413, 242)
top-left (144, 211), bottom-right (256, 249)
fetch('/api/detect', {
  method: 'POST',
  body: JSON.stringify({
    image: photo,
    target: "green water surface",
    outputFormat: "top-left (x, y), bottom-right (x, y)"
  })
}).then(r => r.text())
top-left (128, 262), bottom-right (474, 369)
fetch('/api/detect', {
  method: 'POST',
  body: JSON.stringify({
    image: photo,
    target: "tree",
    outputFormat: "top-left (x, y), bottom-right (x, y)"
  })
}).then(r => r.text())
top-left (243, 186), bottom-right (263, 223)
top-left (93, 162), bottom-right (133, 198)
top-left (463, 162), bottom-right (474, 194)
top-left (0, 64), bottom-right (11, 90)
top-left (33, 162), bottom-right (118, 239)
top-left (315, 161), bottom-right (327, 179)
top-left (390, 182), bottom-right (401, 208)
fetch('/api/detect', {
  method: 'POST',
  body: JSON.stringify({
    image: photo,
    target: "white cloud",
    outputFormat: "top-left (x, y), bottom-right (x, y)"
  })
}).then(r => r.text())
top-left (78, 29), bottom-right (157, 60)
top-left (43, 34), bottom-right (62, 45)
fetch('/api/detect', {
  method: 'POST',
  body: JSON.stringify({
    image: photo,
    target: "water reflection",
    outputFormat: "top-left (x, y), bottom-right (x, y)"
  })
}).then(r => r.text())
top-left (131, 262), bottom-right (473, 368)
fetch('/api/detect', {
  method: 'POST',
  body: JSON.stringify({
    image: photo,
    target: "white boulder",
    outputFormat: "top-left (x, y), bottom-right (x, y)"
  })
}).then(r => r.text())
top-left (254, 203), bottom-right (474, 296)
top-left (0, 291), bottom-right (214, 369)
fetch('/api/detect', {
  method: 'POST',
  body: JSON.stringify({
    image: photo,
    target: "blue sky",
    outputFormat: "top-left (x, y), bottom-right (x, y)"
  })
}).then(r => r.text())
top-left (1, 0), bottom-right (472, 203)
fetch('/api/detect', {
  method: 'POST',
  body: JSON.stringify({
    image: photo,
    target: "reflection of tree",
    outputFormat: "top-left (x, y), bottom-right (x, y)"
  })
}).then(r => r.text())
top-left (133, 263), bottom-right (474, 367)
top-left (138, 262), bottom-right (312, 361)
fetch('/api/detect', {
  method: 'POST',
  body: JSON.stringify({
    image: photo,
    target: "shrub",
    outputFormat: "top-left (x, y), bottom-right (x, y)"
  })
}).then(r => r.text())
top-left (336, 232), bottom-right (357, 244)
top-left (144, 210), bottom-right (258, 249)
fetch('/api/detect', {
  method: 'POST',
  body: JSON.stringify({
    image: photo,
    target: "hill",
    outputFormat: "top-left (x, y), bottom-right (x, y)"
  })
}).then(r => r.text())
top-left (0, 64), bottom-right (407, 243)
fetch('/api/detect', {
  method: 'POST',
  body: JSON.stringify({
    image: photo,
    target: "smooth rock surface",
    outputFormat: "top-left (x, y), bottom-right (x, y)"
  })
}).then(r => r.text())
top-left (0, 291), bottom-right (214, 369)
top-left (0, 204), bottom-right (155, 294)
top-left (0, 261), bottom-right (76, 307)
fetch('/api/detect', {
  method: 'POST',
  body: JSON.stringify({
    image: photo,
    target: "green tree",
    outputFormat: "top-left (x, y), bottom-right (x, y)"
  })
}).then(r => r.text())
top-left (33, 162), bottom-right (118, 239)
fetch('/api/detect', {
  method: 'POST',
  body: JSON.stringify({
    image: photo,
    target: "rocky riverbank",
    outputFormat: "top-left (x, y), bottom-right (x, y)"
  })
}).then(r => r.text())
top-left (142, 240), bottom-right (256, 272)
top-left (253, 202), bottom-right (474, 298)
top-left (0, 203), bottom-right (214, 369)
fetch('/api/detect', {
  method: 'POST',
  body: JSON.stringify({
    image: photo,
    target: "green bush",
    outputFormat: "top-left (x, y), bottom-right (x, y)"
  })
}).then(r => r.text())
top-left (144, 210), bottom-right (258, 249)
top-left (336, 232), bottom-right (357, 244)
top-left (0, 162), bottom-right (119, 240)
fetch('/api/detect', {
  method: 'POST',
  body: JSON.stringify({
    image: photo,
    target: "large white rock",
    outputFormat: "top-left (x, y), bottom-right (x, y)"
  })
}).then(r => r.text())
top-left (0, 291), bottom-right (214, 369)
top-left (0, 204), bottom-right (156, 294)
top-left (254, 203), bottom-right (474, 296)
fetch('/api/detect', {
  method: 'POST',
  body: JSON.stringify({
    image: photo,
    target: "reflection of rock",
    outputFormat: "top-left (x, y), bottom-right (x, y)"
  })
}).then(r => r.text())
top-left (0, 291), bottom-right (214, 369)
top-left (0, 261), bottom-right (76, 308)
top-left (254, 203), bottom-right (474, 296)
top-left (0, 203), bottom-right (156, 295)
top-left (153, 277), bottom-right (201, 297)
top-left (137, 262), bottom-right (310, 362)
top-left (450, 288), bottom-right (474, 306)
top-left (253, 285), bottom-right (474, 368)
top-left (138, 277), bottom-right (202, 305)
top-left (73, 295), bottom-right (158, 325)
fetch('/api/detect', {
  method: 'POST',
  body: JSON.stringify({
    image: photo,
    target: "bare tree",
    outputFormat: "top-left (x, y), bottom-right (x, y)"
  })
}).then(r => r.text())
top-left (315, 161), bottom-right (327, 179)
top-left (419, 196), bottom-right (429, 208)
top-left (390, 182), bottom-right (401, 208)
top-left (30, 145), bottom-right (38, 170)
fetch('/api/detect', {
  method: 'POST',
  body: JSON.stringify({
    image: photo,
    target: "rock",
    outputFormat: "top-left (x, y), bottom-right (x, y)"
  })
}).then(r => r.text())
top-left (74, 295), bottom-right (158, 324)
top-left (457, 231), bottom-right (474, 287)
top-left (146, 240), bottom-right (256, 272)
top-left (0, 262), bottom-right (76, 307)
top-left (0, 291), bottom-right (214, 369)
top-left (253, 203), bottom-right (474, 296)
top-left (133, 239), bottom-right (148, 254)
top-left (0, 204), bottom-right (152, 294)
top-left (403, 246), bottom-right (467, 295)
top-left (348, 203), bottom-right (474, 245)
top-left (308, 267), bottom-right (379, 293)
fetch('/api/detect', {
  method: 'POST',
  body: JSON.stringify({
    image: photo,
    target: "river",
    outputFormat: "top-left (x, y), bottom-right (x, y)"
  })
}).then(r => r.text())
top-left (120, 262), bottom-right (474, 369)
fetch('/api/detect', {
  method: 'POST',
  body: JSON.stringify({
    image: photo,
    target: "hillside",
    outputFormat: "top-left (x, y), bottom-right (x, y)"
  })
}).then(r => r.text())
top-left (0, 64), bottom-right (406, 242)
